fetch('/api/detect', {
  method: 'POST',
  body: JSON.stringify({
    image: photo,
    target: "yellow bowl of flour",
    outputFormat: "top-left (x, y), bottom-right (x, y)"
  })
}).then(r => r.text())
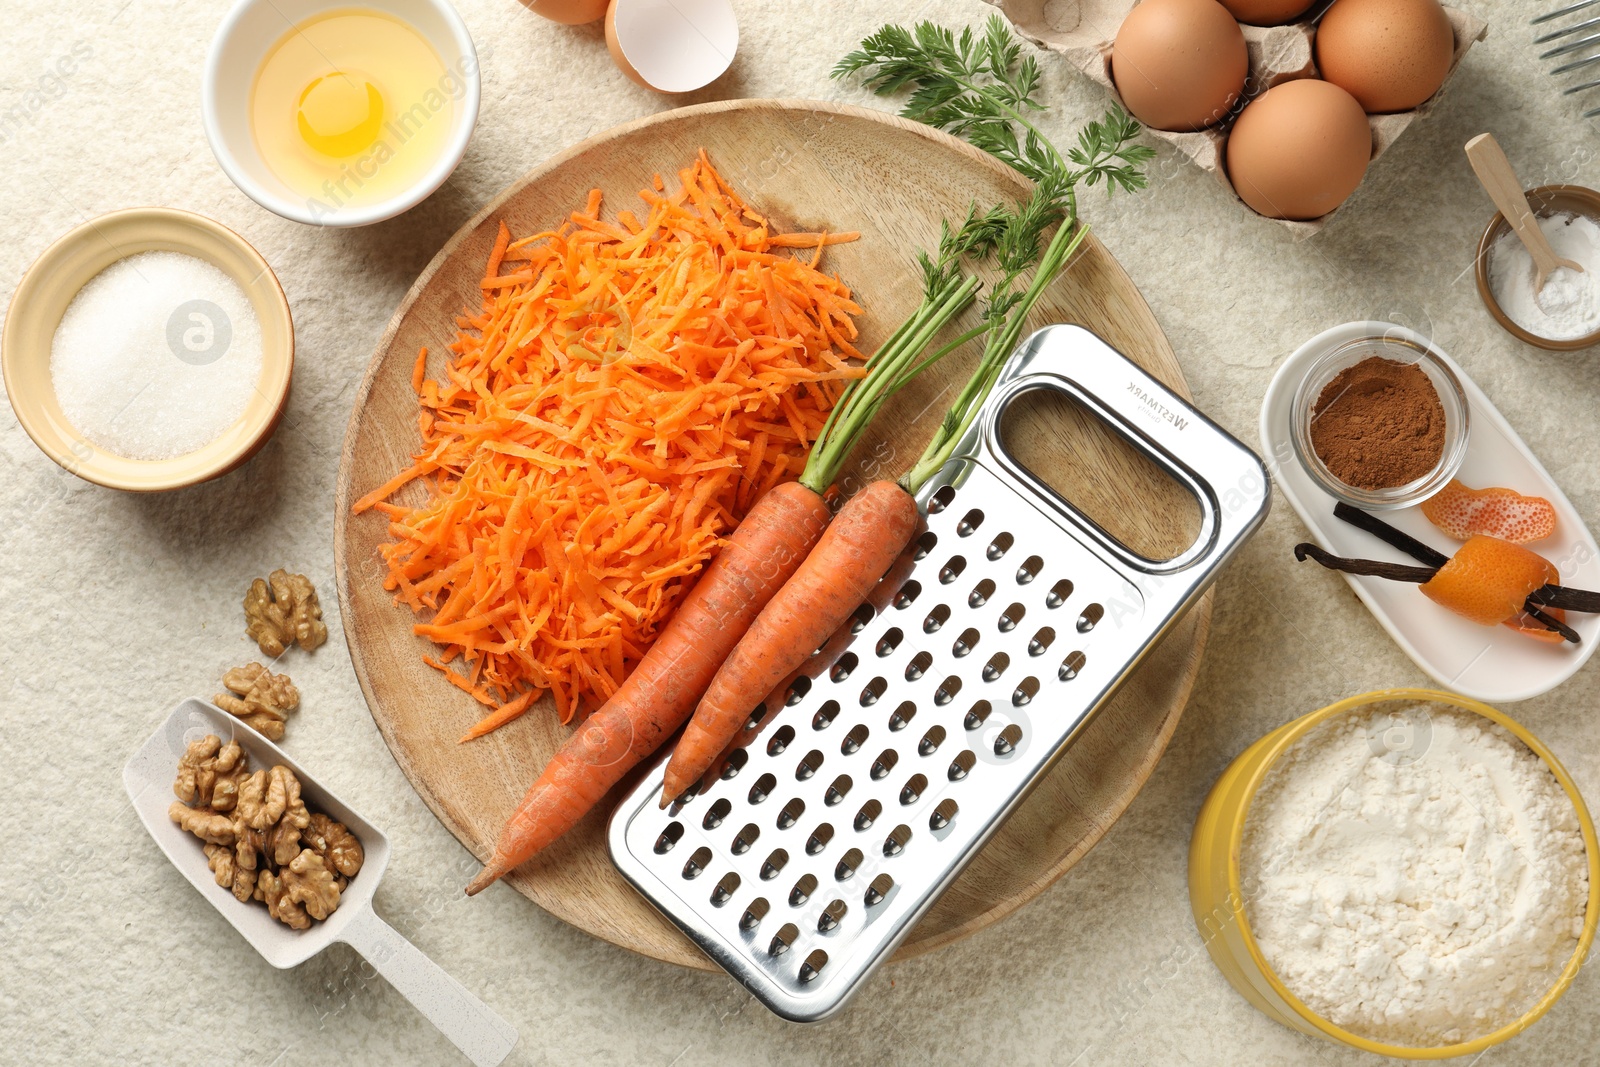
top-left (1189, 688), bottom-right (1599, 1059)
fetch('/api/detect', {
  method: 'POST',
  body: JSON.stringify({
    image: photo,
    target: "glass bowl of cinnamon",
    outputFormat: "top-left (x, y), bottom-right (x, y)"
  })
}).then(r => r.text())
top-left (1290, 335), bottom-right (1470, 511)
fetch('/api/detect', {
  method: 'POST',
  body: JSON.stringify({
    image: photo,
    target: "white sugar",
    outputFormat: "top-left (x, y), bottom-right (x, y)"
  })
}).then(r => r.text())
top-left (49, 250), bottom-right (264, 461)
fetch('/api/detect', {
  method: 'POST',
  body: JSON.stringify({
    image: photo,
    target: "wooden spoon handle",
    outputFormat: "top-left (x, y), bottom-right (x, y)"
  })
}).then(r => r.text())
top-left (1466, 133), bottom-right (1567, 279)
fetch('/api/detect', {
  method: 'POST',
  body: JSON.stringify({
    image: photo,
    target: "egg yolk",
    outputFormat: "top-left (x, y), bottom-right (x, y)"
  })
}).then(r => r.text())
top-left (296, 73), bottom-right (384, 158)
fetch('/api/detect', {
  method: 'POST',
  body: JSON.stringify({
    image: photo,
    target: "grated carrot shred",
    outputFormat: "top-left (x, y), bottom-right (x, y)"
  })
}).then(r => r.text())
top-left (355, 151), bottom-right (864, 728)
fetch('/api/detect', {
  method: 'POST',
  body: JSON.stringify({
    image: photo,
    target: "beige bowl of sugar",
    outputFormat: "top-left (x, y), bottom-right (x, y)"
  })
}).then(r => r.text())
top-left (1190, 688), bottom-right (1599, 1058)
top-left (2, 207), bottom-right (293, 491)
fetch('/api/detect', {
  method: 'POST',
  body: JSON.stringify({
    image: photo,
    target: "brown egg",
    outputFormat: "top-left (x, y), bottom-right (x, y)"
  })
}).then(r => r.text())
top-left (1315, 0), bottom-right (1455, 113)
top-left (1112, 0), bottom-right (1249, 131)
top-left (1225, 79), bottom-right (1372, 220)
top-left (1218, 0), bottom-right (1316, 24)
top-left (522, 0), bottom-right (609, 25)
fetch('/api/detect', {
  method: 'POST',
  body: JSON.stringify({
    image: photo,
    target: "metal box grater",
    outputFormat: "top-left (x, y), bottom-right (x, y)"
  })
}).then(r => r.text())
top-left (608, 324), bottom-right (1271, 1021)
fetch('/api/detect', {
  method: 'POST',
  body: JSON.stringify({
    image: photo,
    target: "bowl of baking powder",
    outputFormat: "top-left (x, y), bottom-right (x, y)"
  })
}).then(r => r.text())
top-left (1189, 688), bottom-right (1599, 1058)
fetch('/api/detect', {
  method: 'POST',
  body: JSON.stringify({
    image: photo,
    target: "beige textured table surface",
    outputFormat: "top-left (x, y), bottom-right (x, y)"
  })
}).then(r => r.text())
top-left (2, 1), bottom-right (1595, 1064)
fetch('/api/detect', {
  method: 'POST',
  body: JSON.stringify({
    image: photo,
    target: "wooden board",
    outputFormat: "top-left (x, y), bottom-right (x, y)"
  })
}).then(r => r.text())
top-left (334, 99), bottom-right (1212, 970)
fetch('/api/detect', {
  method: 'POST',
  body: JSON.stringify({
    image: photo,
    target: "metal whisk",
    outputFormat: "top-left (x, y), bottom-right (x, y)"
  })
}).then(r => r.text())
top-left (1537, 0), bottom-right (1600, 117)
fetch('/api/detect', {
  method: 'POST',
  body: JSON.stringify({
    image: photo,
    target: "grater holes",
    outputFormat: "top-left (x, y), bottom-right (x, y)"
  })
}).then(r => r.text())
top-left (854, 798), bottom-right (882, 831)
top-left (721, 749), bottom-right (748, 780)
top-left (770, 922), bottom-right (799, 956)
top-left (711, 871), bottom-right (741, 906)
top-left (986, 531), bottom-right (1014, 561)
top-left (830, 652), bottom-right (858, 683)
top-left (731, 823), bottom-right (760, 855)
top-left (939, 555), bottom-right (967, 585)
top-left (683, 846), bottom-right (712, 879)
top-left (998, 602), bottom-right (1025, 632)
top-left (848, 602), bottom-right (875, 634)
top-left (741, 896), bottom-right (770, 931)
top-left (875, 627), bottom-right (903, 657)
top-left (834, 848), bottom-right (863, 881)
top-left (749, 773), bottom-right (776, 805)
top-left (666, 779), bottom-right (701, 816)
top-left (1012, 676), bottom-right (1040, 706)
top-left (883, 824), bottom-right (912, 857)
top-left (912, 530), bottom-right (938, 560)
top-left (789, 873), bottom-right (818, 907)
top-left (934, 675), bottom-right (963, 706)
top-left (918, 725), bottom-right (946, 756)
top-left (841, 725), bottom-right (868, 756)
top-left (922, 603), bottom-right (950, 633)
top-left (887, 700), bottom-right (916, 732)
top-left (994, 722), bottom-right (1024, 757)
top-left (796, 750), bottom-right (824, 780)
top-left (825, 774), bottom-right (853, 806)
top-left (899, 773), bottom-right (928, 806)
top-left (930, 798), bottom-right (959, 832)
top-left (1028, 627), bottom-right (1056, 656)
top-left (859, 676), bottom-right (887, 706)
top-left (982, 652), bottom-right (1009, 682)
top-left (968, 578), bottom-right (996, 608)
top-left (1046, 578), bottom-right (1074, 608)
top-left (964, 699), bottom-right (992, 731)
top-left (894, 580), bottom-right (921, 610)
top-left (812, 700), bottom-right (841, 731)
top-left (703, 797), bottom-right (732, 830)
top-left (817, 899), bottom-right (848, 933)
top-left (1077, 603), bottom-right (1104, 632)
top-left (799, 948), bottom-right (829, 983)
top-left (760, 849), bottom-right (789, 880)
top-left (653, 822), bottom-right (684, 854)
top-left (767, 725), bottom-right (794, 756)
top-left (777, 797), bottom-right (805, 830)
top-left (805, 824), bottom-right (834, 856)
top-left (785, 676), bottom-right (812, 706)
top-left (928, 484), bottom-right (956, 514)
top-left (743, 703), bottom-right (768, 732)
top-left (864, 873), bottom-right (894, 907)
top-left (952, 627), bottom-right (980, 658)
top-left (1059, 650), bottom-right (1086, 681)
top-left (870, 749), bottom-right (899, 780)
top-left (956, 508), bottom-right (984, 537)
top-left (949, 750), bottom-right (976, 781)
top-left (1016, 554), bottom-right (1043, 584)
top-left (904, 650), bottom-right (932, 682)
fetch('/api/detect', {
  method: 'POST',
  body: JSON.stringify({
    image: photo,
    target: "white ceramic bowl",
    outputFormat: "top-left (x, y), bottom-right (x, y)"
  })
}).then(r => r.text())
top-left (202, 0), bottom-right (480, 227)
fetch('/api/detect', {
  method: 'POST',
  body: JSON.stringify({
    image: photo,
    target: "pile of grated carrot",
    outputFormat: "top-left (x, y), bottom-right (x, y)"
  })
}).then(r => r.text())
top-left (353, 151), bottom-right (864, 737)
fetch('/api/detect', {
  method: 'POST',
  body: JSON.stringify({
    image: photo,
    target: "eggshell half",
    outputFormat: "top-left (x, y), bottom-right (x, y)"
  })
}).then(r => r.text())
top-left (1315, 0), bottom-right (1455, 113)
top-left (522, 0), bottom-right (609, 25)
top-left (1226, 79), bottom-right (1373, 220)
top-left (1112, 0), bottom-right (1248, 132)
top-left (606, 0), bottom-right (738, 94)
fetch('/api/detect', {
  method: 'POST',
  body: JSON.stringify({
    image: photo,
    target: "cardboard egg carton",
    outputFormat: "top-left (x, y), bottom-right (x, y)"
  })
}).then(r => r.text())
top-left (986, 0), bottom-right (1488, 237)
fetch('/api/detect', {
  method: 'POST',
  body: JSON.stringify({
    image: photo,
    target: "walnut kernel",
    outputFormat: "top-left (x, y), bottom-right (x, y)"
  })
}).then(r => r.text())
top-left (244, 570), bottom-right (328, 657)
top-left (214, 663), bottom-right (299, 741)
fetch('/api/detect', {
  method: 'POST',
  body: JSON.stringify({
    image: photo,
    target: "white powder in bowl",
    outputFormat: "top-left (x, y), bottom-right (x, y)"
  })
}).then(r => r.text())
top-left (1486, 211), bottom-right (1600, 342)
top-left (1240, 703), bottom-right (1589, 1048)
top-left (49, 250), bottom-right (264, 461)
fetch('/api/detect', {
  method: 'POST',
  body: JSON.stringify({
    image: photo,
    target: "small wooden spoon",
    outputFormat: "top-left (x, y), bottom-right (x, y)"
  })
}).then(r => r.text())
top-left (1466, 133), bottom-right (1584, 290)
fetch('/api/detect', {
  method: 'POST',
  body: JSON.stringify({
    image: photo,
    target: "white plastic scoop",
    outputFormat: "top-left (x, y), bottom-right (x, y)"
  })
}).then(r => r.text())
top-left (124, 699), bottom-right (518, 1066)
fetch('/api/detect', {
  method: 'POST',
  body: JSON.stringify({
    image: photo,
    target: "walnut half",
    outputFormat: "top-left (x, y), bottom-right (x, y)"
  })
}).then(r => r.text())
top-left (213, 663), bottom-right (298, 741)
top-left (244, 570), bottom-right (327, 657)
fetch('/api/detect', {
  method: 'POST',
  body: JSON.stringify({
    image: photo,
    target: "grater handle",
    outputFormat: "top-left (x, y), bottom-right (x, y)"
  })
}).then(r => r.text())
top-left (973, 324), bottom-right (1269, 579)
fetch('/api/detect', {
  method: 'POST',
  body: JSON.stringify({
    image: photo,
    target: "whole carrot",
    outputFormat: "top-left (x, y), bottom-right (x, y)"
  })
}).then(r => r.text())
top-left (465, 482), bottom-right (830, 895)
top-left (661, 479), bottom-right (920, 804)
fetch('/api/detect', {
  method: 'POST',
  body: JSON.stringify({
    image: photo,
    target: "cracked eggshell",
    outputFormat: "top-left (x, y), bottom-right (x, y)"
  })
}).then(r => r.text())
top-left (522, 0), bottom-right (609, 24)
top-left (605, 0), bottom-right (738, 94)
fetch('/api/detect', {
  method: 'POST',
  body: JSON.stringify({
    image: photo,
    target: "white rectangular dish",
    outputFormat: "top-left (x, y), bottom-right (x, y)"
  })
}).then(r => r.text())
top-left (1261, 321), bottom-right (1600, 702)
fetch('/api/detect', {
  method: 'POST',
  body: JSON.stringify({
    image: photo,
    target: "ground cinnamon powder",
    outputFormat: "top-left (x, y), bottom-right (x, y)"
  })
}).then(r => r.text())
top-left (1310, 356), bottom-right (1444, 490)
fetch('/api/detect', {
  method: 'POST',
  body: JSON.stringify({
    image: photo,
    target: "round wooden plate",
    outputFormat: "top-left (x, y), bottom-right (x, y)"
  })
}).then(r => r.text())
top-left (335, 99), bottom-right (1211, 970)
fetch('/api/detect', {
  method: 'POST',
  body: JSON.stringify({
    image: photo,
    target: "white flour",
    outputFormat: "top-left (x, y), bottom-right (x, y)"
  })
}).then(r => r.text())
top-left (1240, 704), bottom-right (1589, 1047)
top-left (1486, 211), bottom-right (1600, 341)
